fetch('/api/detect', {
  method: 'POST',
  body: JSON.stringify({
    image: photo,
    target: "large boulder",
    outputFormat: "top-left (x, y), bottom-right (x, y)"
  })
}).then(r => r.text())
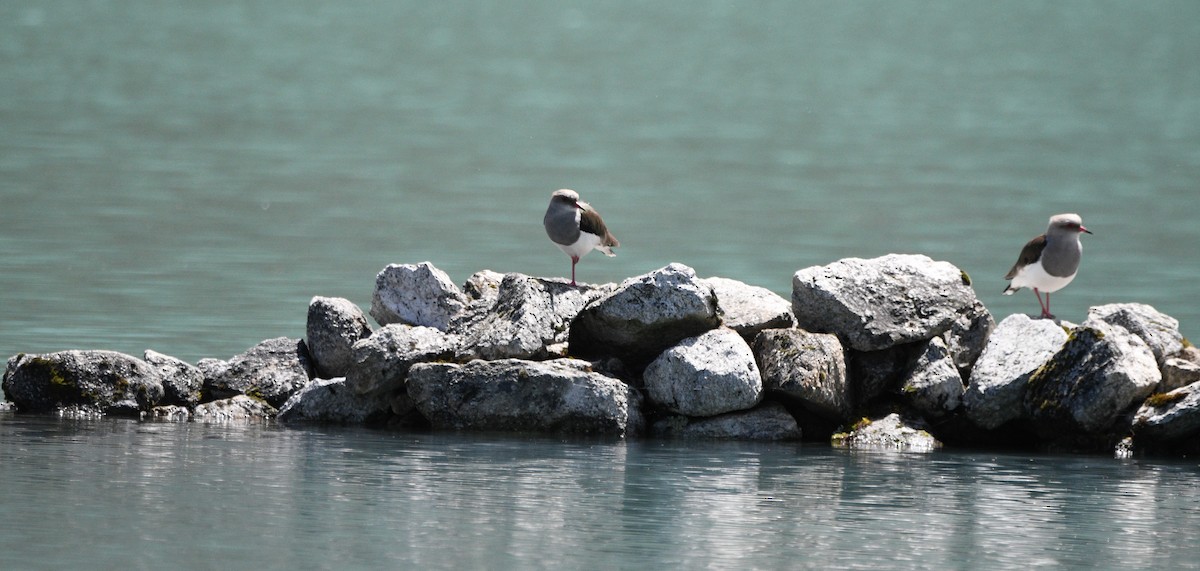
top-left (369, 262), bottom-right (467, 331)
top-left (345, 324), bottom-right (456, 396)
top-left (144, 350), bottom-right (203, 408)
top-left (278, 378), bottom-right (393, 424)
top-left (1024, 323), bottom-right (1161, 441)
top-left (3, 350), bottom-right (165, 416)
top-left (1083, 303), bottom-right (1184, 366)
top-left (653, 402), bottom-right (801, 440)
top-left (963, 314), bottom-right (1069, 430)
top-left (702, 277), bottom-right (796, 341)
top-left (752, 328), bottom-right (851, 421)
top-left (569, 264), bottom-right (720, 366)
top-left (1132, 383), bottom-right (1200, 442)
top-left (306, 296), bottom-right (372, 378)
top-left (407, 359), bottom-right (643, 436)
top-left (831, 413), bottom-right (941, 452)
top-left (791, 254), bottom-right (979, 352)
top-left (901, 337), bottom-right (964, 418)
top-left (204, 337), bottom-right (314, 408)
top-left (644, 328), bottom-right (763, 417)
top-left (452, 273), bottom-right (614, 361)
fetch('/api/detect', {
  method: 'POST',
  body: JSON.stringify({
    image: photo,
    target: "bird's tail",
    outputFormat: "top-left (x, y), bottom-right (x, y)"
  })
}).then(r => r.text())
top-left (1002, 284), bottom-right (1018, 295)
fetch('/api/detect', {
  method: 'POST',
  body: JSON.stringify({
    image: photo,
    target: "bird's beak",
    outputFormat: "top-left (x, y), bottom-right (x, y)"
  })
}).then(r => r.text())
top-left (1081, 225), bottom-right (1092, 234)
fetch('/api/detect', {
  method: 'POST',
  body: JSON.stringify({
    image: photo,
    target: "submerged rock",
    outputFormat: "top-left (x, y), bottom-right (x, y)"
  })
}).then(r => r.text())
top-left (204, 337), bottom-right (314, 408)
top-left (144, 349), bottom-right (203, 408)
top-left (653, 402), bottom-right (801, 440)
top-left (963, 314), bottom-right (1069, 430)
top-left (703, 276), bottom-right (796, 341)
top-left (1083, 303), bottom-right (1184, 366)
top-left (306, 296), bottom-right (372, 378)
top-left (752, 328), bottom-right (851, 422)
top-left (193, 395), bottom-right (276, 423)
top-left (370, 262), bottom-right (467, 331)
top-left (901, 337), bottom-right (964, 418)
top-left (831, 413), bottom-right (941, 452)
top-left (791, 254), bottom-right (978, 352)
top-left (2, 350), bottom-right (164, 416)
top-left (643, 328), bottom-right (763, 417)
top-left (345, 324), bottom-right (455, 396)
top-left (407, 358), bottom-right (643, 436)
top-left (278, 378), bottom-right (393, 424)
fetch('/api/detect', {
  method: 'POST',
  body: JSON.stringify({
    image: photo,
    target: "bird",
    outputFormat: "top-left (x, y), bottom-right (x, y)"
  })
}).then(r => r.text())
top-left (543, 189), bottom-right (619, 286)
top-left (1003, 213), bottom-right (1092, 319)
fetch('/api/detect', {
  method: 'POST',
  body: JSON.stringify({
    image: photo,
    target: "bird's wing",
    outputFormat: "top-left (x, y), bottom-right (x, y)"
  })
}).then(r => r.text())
top-left (1004, 234), bottom-right (1046, 280)
top-left (579, 206), bottom-right (619, 248)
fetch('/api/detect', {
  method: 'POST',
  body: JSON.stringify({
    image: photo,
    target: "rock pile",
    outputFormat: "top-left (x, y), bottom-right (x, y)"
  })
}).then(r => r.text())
top-left (4, 256), bottom-right (1199, 455)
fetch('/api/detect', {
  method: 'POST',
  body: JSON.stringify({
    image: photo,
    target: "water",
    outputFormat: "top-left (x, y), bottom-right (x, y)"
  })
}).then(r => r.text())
top-left (3, 1), bottom-right (1200, 568)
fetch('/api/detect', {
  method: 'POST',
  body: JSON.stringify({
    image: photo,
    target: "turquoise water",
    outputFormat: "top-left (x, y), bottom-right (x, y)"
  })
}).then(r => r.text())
top-left (3, 2), bottom-right (1200, 568)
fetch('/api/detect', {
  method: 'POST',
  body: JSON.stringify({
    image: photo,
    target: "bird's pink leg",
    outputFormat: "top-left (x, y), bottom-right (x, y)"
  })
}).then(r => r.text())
top-left (1033, 288), bottom-right (1053, 319)
top-left (570, 255), bottom-right (579, 286)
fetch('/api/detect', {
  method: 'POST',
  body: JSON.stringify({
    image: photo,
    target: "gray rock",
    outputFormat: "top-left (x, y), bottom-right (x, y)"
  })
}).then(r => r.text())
top-left (963, 314), bottom-right (1069, 430)
top-left (193, 395), bottom-right (277, 423)
top-left (148, 405), bottom-right (191, 421)
top-left (452, 273), bottom-right (614, 361)
top-left (1024, 322), bottom-right (1161, 438)
top-left (306, 296), bottom-right (372, 378)
top-left (703, 276), bottom-right (796, 341)
top-left (345, 324), bottom-right (456, 396)
top-left (196, 358), bottom-right (229, 385)
top-left (407, 358), bottom-right (643, 436)
top-left (1083, 303), bottom-right (1184, 366)
top-left (1132, 383), bottom-right (1200, 441)
top-left (831, 413), bottom-right (942, 452)
top-left (791, 254), bottom-right (978, 351)
top-left (569, 263), bottom-right (720, 366)
top-left (369, 262), bottom-right (467, 331)
top-left (278, 378), bottom-right (393, 424)
top-left (2, 350), bottom-right (164, 416)
top-left (941, 298), bottom-right (995, 378)
top-left (204, 337), bottom-right (314, 408)
top-left (462, 269), bottom-right (505, 306)
top-left (144, 350), bottom-right (203, 408)
top-left (847, 344), bottom-right (921, 407)
top-left (753, 328), bottom-right (851, 421)
top-left (1161, 357), bottom-right (1200, 392)
top-left (643, 328), bottom-right (763, 417)
top-left (654, 402), bottom-right (801, 440)
top-left (901, 337), bottom-right (964, 418)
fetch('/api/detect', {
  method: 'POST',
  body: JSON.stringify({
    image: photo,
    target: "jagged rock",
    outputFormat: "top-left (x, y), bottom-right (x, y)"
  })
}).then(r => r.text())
top-left (193, 395), bottom-right (276, 423)
top-left (643, 328), bottom-right (762, 417)
top-left (1084, 303), bottom-right (1184, 366)
top-left (345, 324), bottom-right (455, 396)
top-left (941, 298), bottom-right (995, 378)
top-left (369, 262), bottom-right (467, 331)
top-left (144, 349), bottom-right (203, 408)
top-left (963, 314), bottom-right (1069, 430)
top-left (196, 358), bottom-right (229, 385)
top-left (1132, 383), bottom-right (1200, 441)
top-left (1162, 357), bottom-right (1200, 392)
top-left (847, 343), bottom-right (921, 407)
top-left (306, 296), bottom-right (372, 378)
top-left (204, 337), bottom-right (313, 408)
top-left (148, 405), bottom-right (191, 421)
top-left (831, 413), bottom-right (941, 452)
top-left (901, 337), bottom-right (964, 418)
top-left (752, 328), bottom-right (850, 421)
top-left (653, 402), bottom-right (801, 440)
top-left (452, 273), bottom-right (614, 361)
top-left (791, 254), bottom-right (979, 352)
top-left (2, 350), bottom-right (164, 416)
top-left (278, 378), bottom-right (393, 424)
top-left (407, 358), bottom-right (643, 436)
top-left (1024, 323), bottom-right (1161, 439)
top-left (462, 269), bottom-right (505, 305)
top-left (569, 263), bottom-right (720, 366)
top-left (703, 277), bottom-right (796, 341)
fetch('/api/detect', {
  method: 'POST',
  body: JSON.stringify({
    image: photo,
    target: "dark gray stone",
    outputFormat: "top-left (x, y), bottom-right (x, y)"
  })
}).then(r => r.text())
top-left (942, 298), bottom-right (995, 378)
top-left (2, 350), bottom-right (164, 416)
top-left (345, 324), bottom-right (456, 396)
top-left (963, 314), bottom-right (1069, 430)
top-left (752, 328), bottom-right (851, 421)
top-left (278, 378), bottom-right (393, 424)
top-left (369, 262), bottom-right (467, 331)
top-left (204, 337), bottom-right (313, 408)
top-left (643, 328), bottom-right (763, 417)
top-left (1161, 357), bottom-right (1200, 392)
top-left (901, 337), bottom-right (964, 418)
top-left (144, 349), bottom-right (203, 408)
top-left (654, 402), bottom-right (801, 440)
top-left (306, 296), bottom-right (372, 378)
top-left (1132, 383), bottom-right (1200, 441)
top-left (703, 276), bottom-right (796, 341)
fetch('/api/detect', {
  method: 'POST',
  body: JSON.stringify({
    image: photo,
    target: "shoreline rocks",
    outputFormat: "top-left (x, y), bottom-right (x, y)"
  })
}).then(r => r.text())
top-left (4, 256), bottom-right (1198, 456)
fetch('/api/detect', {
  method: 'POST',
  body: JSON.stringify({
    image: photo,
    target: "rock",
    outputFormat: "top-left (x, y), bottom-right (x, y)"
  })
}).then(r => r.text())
top-left (963, 314), bottom-right (1069, 430)
top-left (193, 395), bottom-right (276, 423)
top-left (752, 328), bottom-right (851, 421)
top-left (901, 337), bottom-right (964, 418)
top-left (148, 405), bottom-right (191, 421)
top-left (196, 358), bottom-right (229, 385)
top-left (791, 254), bottom-right (978, 351)
top-left (654, 402), bottom-right (801, 440)
top-left (452, 273), bottom-right (614, 361)
top-left (204, 337), bottom-right (314, 408)
top-left (144, 350), bottom-right (204, 408)
top-left (369, 262), bottom-right (467, 331)
top-left (407, 358), bottom-right (643, 436)
top-left (1084, 303), bottom-right (1184, 366)
top-left (2, 350), bottom-right (164, 416)
top-left (831, 413), bottom-right (942, 452)
top-left (278, 378), bottom-right (393, 424)
top-left (941, 298), bottom-right (995, 378)
top-left (462, 269), bottom-right (505, 306)
top-left (847, 343), bottom-right (921, 407)
top-left (306, 296), bottom-right (372, 378)
top-left (702, 277), bottom-right (796, 341)
top-left (1024, 323), bottom-right (1161, 439)
top-left (569, 263), bottom-right (720, 366)
top-left (643, 328), bottom-right (763, 417)
top-left (1161, 357), bottom-right (1200, 392)
top-left (345, 324), bottom-right (456, 396)
top-left (1132, 383), bottom-right (1200, 441)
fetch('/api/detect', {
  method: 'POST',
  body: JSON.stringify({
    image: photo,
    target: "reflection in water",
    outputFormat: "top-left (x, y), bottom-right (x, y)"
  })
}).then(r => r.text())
top-left (2, 416), bottom-right (1198, 569)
